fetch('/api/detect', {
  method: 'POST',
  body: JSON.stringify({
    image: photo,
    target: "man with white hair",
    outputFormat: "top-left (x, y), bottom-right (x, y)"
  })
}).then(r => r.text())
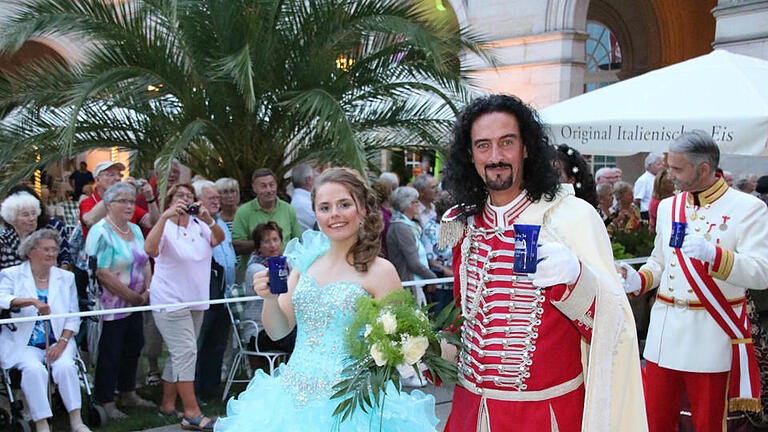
top-left (192, 180), bottom-right (236, 399)
top-left (594, 167), bottom-right (620, 185)
top-left (634, 152), bottom-right (665, 220)
top-left (289, 164), bottom-right (316, 232)
top-left (412, 174), bottom-right (437, 224)
top-left (723, 170), bottom-right (734, 188)
top-left (613, 167), bottom-right (623, 182)
top-left (79, 161), bottom-right (159, 240)
top-left (378, 172), bottom-right (399, 190)
top-left (619, 130), bottom-right (768, 431)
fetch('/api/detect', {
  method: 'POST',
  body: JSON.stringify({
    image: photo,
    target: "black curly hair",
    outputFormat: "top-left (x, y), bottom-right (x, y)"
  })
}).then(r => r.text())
top-left (442, 95), bottom-right (560, 217)
top-left (555, 144), bottom-right (598, 208)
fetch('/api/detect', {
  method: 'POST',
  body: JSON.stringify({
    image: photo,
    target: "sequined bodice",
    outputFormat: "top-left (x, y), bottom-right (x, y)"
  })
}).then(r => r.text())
top-left (276, 273), bottom-right (367, 407)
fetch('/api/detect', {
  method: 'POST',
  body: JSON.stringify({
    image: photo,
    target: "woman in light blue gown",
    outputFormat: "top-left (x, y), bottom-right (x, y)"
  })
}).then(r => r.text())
top-left (216, 168), bottom-right (438, 432)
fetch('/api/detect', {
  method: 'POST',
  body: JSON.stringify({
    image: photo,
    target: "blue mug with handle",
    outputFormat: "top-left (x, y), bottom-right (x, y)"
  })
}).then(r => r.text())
top-left (512, 224), bottom-right (541, 274)
top-left (669, 222), bottom-right (687, 249)
top-left (267, 256), bottom-right (289, 294)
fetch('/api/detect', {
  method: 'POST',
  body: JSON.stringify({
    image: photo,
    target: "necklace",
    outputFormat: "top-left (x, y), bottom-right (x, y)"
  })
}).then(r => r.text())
top-left (33, 271), bottom-right (49, 282)
top-left (106, 216), bottom-right (131, 235)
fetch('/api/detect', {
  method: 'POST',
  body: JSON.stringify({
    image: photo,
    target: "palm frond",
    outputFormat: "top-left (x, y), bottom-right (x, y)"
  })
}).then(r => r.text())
top-left (0, 0), bottom-right (489, 192)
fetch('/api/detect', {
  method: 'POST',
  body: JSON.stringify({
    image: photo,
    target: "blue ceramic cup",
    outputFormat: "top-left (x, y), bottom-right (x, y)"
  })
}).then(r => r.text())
top-left (669, 222), bottom-right (687, 249)
top-left (513, 224), bottom-right (541, 274)
top-left (267, 256), bottom-right (289, 295)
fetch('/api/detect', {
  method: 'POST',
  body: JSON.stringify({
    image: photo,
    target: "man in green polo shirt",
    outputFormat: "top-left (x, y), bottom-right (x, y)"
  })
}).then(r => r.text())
top-left (232, 168), bottom-right (301, 273)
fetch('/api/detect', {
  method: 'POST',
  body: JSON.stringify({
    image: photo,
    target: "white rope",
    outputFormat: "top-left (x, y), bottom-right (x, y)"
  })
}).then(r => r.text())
top-left (617, 257), bottom-right (649, 265)
top-left (0, 277), bottom-right (456, 325)
top-left (0, 257), bottom-right (650, 326)
top-left (0, 296), bottom-right (264, 325)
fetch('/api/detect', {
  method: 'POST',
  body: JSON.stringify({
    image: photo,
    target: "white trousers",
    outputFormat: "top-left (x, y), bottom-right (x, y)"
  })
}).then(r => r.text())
top-left (11, 343), bottom-right (81, 421)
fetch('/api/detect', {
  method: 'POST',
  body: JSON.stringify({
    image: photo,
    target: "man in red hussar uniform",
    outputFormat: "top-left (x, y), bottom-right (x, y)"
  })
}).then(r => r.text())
top-left (439, 95), bottom-right (646, 432)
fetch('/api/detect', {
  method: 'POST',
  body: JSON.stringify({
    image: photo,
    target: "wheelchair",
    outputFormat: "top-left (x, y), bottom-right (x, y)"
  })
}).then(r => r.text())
top-left (0, 306), bottom-right (107, 432)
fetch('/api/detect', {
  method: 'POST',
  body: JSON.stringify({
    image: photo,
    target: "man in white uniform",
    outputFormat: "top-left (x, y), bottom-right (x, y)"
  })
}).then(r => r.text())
top-left (620, 130), bottom-right (768, 432)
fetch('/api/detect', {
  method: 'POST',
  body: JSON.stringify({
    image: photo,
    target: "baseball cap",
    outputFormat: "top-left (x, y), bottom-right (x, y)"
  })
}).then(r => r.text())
top-left (93, 161), bottom-right (126, 177)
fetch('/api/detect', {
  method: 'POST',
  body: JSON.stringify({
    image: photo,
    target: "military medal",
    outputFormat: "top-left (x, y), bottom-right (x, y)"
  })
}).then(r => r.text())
top-left (704, 223), bottom-right (717, 242)
top-left (719, 216), bottom-right (730, 232)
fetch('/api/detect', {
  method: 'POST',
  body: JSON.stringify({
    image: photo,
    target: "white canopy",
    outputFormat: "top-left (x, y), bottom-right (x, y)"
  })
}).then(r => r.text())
top-left (539, 50), bottom-right (768, 157)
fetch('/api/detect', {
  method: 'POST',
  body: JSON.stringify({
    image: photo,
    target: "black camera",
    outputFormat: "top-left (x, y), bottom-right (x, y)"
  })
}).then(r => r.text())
top-left (185, 204), bottom-right (200, 215)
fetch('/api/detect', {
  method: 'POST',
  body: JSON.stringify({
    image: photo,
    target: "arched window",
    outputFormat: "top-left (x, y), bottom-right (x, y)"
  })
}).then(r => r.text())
top-left (584, 21), bottom-right (621, 171)
top-left (585, 21), bottom-right (622, 93)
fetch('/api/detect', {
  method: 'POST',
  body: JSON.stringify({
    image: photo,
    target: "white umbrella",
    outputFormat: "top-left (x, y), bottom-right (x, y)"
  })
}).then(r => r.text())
top-left (539, 50), bottom-right (768, 157)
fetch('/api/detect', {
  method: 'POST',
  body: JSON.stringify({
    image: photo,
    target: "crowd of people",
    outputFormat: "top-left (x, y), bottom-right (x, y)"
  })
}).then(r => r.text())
top-left (1, 96), bottom-right (768, 431)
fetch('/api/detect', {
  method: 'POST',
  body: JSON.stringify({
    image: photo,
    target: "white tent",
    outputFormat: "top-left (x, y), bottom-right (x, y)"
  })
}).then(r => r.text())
top-left (538, 50), bottom-right (768, 157)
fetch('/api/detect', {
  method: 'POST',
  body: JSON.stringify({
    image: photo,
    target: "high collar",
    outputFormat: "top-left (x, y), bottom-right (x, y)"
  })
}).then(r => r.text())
top-left (482, 192), bottom-right (532, 228)
top-left (685, 177), bottom-right (728, 207)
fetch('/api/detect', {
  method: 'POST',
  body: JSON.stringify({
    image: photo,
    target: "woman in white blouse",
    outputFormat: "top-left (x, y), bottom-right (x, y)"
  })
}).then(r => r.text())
top-left (0, 229), bottom-right (89, 432)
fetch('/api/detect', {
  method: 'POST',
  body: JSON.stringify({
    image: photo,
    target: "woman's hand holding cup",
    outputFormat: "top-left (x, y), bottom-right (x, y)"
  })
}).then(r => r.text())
top-left (253, 269), bottom-right (276, 299)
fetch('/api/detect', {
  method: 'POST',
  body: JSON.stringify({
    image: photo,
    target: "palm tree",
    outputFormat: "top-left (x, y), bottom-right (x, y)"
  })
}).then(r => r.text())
top-left (0, 0), bottom-right (487, 198)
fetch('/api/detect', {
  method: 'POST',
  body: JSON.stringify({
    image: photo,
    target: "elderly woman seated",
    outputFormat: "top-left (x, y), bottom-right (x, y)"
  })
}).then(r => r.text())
top-left (243, 222), bottom-right (296, 354)
top-left (0, 229), bottom-right (90, 432)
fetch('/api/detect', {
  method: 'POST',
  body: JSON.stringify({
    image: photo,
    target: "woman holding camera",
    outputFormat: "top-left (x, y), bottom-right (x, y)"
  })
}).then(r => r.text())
top-left (144, 183), bottom-right (224, 431)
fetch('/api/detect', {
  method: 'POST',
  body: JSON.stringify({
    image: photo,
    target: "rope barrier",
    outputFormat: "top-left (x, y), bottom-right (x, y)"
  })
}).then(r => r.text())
top-left (0, 256), bottom-right (650, 326)
top-left (0, 276), bottom-right (456, 325)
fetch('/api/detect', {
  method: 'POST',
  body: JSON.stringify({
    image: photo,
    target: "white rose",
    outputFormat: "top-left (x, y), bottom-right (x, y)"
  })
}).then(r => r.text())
top-left (396, 363), bottom-right (416, 379)
top-left (417, 310), bottom-right (428, 322)
top-left (364, 324), bottom-right (373, 338)
top-left (401, 335), bottom-right (429, 365)
top-left (370, 343), bottom-right (386, 366)
top-left (377, 312), bottom-right (397, 335)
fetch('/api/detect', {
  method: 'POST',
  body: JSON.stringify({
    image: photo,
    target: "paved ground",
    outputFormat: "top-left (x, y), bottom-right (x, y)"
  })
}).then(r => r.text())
top-left (137, 383), bottom-right (453, 432)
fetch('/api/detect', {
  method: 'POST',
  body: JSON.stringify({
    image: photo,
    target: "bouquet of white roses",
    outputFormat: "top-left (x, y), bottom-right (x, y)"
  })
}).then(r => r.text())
top-left (331, 289), bottom-right (462, 426)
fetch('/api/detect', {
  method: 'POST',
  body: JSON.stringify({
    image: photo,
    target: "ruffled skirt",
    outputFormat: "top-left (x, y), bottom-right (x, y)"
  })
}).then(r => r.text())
top-left (216, 368), bottom-right (439, 432)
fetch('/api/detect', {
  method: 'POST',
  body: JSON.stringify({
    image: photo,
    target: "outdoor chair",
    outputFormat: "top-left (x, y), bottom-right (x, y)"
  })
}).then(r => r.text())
top-left (221, 284), bottom-right (289, 401)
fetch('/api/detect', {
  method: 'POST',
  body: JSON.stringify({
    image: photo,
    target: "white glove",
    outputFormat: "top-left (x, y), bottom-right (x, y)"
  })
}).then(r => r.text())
top-left (412, 286), bottom-right (427, 307)
top-left (616, 261), bottom-right (641, 294)
top-left (531, 242), bottom-right (581, 288)
top-left (681, 234), bottom-right (716, 264)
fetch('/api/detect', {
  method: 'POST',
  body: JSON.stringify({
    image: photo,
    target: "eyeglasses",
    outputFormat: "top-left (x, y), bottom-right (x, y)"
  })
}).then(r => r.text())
top-left (35, 246), bottom-right (59, 254)
top-left (220, 189), bottom-right (238, 195)
top-left (113, 199), bottom-right (136, 205)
